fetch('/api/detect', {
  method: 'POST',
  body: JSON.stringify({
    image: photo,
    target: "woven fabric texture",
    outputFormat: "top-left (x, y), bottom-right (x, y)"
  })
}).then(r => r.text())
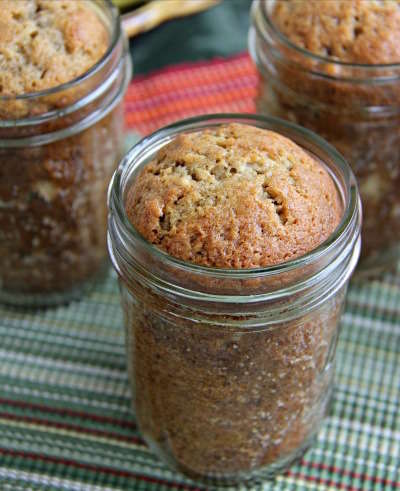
top-left (0, 53), bottom-right (399, 491)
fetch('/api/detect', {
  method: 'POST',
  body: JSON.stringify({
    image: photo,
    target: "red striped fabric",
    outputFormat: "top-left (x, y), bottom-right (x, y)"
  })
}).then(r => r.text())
top-left (124, 52), bottom-right (259, 135)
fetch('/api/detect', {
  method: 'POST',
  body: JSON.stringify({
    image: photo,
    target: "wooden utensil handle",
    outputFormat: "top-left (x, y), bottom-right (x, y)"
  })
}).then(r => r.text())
top-left (121, 0), bottom-right (220, 38)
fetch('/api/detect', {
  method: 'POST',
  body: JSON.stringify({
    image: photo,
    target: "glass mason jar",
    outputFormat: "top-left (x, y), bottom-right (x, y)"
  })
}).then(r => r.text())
top-left (249, 0), bottom-right (400, 277)
top-left (0, 0), bottom-right (131, 306)
top-left (108, 114), bottom-right (361, 486)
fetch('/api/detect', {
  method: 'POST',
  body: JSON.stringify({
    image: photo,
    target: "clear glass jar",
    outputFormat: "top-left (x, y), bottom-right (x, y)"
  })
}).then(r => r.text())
top-left (249, 0), bottom-right (400, 277)
top-left (0, 0), bottom-right (131, 306)
top-left (108, 114), bottom-right (361, 486)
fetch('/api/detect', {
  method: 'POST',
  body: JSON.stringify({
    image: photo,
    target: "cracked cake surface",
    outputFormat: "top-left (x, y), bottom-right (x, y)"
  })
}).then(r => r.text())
top-left (0, 0), bottom-right (108, 96)
top-left (271, 0), bottom-right (400, 64)
top-left (126, 123), bottom-right (343, 268)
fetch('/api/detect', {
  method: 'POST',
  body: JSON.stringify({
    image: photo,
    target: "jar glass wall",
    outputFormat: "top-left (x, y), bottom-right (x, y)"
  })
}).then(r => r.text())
top-left (0, 0), bottom-right (131, 306)
top-left (108, 114), bottom-right (361, 486)
top-left (249, 0), bottom-right (400, 276)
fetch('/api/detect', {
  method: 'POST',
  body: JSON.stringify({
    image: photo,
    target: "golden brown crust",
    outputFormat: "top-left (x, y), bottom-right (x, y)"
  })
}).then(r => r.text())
top-left (271, 0), bottom-right (400, 64)
top-left (126, 123), bottom-right (342, 268)
top-left (0, 0), bottom-right (108, 96)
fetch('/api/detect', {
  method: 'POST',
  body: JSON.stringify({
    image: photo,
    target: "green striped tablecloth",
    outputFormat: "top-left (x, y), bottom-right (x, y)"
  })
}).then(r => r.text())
top-left (0, 261), bottom-right (399, 490)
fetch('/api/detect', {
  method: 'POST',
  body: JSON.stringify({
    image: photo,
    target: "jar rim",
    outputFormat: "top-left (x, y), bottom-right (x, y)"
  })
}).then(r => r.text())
top-left (255, 0), bottom-right (400, 73)
top-left (0, 0), bottom-right (120, 104)
top-left (108, 113), bottom-right (360, 282)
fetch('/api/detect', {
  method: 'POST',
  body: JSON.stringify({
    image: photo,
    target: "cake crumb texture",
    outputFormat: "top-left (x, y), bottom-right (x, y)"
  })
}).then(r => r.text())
top-left (126, 123), bottom-right (342, 268)
top-left (271, 0), bottom-right (400, 64)
top-left (0, 0), bottom-right (108, 96)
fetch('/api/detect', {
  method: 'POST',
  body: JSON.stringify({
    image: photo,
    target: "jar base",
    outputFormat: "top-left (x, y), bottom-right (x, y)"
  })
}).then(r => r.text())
top-left (142, 385), bottom-right (333, 489)
top-left (0, 261), bottom-right (109, 308)
top-left (162, 433), bottom-right (317, 489)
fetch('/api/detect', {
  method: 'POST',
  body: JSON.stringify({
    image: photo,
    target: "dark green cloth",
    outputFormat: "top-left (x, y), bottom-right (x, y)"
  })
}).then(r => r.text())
top-left (130, 0), bottom-right (253, 75)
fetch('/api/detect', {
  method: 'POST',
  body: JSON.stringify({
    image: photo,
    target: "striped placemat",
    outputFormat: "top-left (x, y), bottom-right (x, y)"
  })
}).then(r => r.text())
top-left (124, 52), bottom-right (258, 134)
top-left (0, 53), bottom-right (399, 491)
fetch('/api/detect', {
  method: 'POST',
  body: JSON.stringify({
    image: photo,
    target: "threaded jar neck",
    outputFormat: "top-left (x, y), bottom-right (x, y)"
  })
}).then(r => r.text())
top-left (108, 114), bottom-right (361, 325)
